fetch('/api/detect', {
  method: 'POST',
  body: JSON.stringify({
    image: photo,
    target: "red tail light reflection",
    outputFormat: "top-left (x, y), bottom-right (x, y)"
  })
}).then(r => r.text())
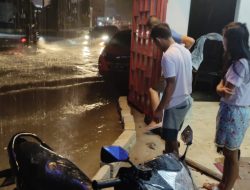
top-left (20, 37), bottom-right (27, 43)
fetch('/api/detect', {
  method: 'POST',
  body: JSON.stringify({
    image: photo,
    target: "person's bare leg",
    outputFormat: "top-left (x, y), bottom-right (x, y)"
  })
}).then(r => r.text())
top-left (147, 88), bottom-right (162, 129)
top-left (149, 87), bottom-right (160, 111)
top-left (203, 148), bottom-right (230, 190)
top-left (221, 155), bottom-right (229, 187)
top-left (223, 148), bottom-right (239, 190)
top-left (216, 152), bottom-right (228, 190)
top-left (146, 121), bottom-right (162, 130)
top-left (165, 140), bottom-right (179, 157)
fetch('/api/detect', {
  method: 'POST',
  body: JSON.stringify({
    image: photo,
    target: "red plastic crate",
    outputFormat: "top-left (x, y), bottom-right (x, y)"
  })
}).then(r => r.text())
top-left (129, 0), bottom-right (168, 115)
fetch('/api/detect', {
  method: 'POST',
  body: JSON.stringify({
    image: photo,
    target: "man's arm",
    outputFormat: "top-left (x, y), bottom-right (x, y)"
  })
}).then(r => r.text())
top-left (153, 77), bottom-right (176, 122)
top-left (181, 35), bottom-right (195, 49)
top-left (171, 30), bottom-right (195, 49)
top-left (218, 61), bottom-right (245, 98)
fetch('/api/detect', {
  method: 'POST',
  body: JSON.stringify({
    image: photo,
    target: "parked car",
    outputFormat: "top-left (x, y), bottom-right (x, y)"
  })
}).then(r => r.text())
top-left (0, 1), bottom-right (28, 49)
top-left (0, 30), bottom-right (28, 49)
top-left (98, 29), bottom-right (131, 93)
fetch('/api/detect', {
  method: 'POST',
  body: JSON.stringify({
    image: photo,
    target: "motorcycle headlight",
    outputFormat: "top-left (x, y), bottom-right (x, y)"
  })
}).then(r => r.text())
top-left (84, 35), bottom-right (90, 40)
top-left (102, 35), bottom-right (109, 42)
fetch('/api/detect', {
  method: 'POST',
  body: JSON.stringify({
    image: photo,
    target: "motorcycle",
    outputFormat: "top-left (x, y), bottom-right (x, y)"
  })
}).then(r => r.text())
top-left (0, 126), bottom-right (195, 190)
top-left (93, 125), bottom-right (195, 190)
top-left (0, 133), bottom-right (92, 190)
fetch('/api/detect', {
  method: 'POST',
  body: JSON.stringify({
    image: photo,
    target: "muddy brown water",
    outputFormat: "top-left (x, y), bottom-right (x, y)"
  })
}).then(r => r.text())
top-left (0, 81), bottom-right (123, 186)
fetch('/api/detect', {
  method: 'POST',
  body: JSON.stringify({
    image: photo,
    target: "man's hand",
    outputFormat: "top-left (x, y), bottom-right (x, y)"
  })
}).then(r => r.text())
top-left (152, 77), bottom-right (175, 123)
top-left (153, 108), bottom-right (163, 123)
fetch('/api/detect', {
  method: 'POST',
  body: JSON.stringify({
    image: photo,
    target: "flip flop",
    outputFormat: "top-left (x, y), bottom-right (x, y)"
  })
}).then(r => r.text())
top-left (150, 127), bottom-right (162, 136)
top-left (203, 182), bottom-right (234, 190)
top-left (202, 183), bottom-right (221, 190)
top-left (145, 125), bottom-right (162, 131)
top-left (146, 121), bottom-right (162, 129)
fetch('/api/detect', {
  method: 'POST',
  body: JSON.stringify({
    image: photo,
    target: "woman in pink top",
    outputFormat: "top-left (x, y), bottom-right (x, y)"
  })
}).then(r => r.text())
top-left (204, 22), bottom-right (250, 190)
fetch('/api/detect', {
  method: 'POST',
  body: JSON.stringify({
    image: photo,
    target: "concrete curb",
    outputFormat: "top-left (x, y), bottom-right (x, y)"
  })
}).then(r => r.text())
top-left (92, 96), bottom-right (136, 181)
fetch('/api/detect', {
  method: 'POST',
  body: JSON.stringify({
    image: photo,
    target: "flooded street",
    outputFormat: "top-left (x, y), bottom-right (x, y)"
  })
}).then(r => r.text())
top-left (0, 82), bottom-right (123, 183)
top-left (0, 34), bottom-right (104, 87)
top-left (0, 34), bottom-right (123, 185)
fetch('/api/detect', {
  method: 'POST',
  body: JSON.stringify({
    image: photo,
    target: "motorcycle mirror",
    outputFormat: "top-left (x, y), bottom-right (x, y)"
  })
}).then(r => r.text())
top-left (101, 146), bottom-right (129, 163)
top-left (0, 169), bottom-right (15, 187)
top-left (181, 125), bottom-right (193, 145)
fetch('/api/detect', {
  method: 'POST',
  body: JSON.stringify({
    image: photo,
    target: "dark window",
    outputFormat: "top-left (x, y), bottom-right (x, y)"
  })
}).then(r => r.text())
top-left (110, 30), bottom-right (131, 47)
top-left (0, 2), bottom-right (15, 29)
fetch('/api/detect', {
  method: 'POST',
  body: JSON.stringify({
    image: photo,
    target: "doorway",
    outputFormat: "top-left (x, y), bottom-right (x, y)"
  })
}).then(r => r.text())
top-left (188, 0), bottom-right (237, 39)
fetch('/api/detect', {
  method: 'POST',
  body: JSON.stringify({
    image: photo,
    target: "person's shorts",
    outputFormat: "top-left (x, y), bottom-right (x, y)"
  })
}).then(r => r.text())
top-left (162, 96), bottom-right (192, 141)
top-left (215, 102), bottom-right (250, 150)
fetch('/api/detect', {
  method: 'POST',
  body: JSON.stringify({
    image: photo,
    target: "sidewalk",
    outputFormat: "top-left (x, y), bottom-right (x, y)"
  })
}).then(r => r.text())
top-left (129, 101), bottom-right (250, 189)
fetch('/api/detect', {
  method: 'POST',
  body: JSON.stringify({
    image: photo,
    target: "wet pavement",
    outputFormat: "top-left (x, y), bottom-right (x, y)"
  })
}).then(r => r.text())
top-left (0, 34), bottom-right (104, 87)
top-left (130, 100), bottom-right (250, 190)
top-left (0, 32), bottom-right (222, 190)
top-left (0, 34), bottom-right (123, 190)
top-left (0, 82), bottom-right (123, 182)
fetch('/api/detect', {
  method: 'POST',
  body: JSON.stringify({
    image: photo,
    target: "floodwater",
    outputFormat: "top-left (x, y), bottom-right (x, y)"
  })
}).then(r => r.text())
top-left (0, 34), bottom-right (123, 189)
top-left (0, 34), bottom-right (104, 87)
top-left (0, 82), bottom-right (122, 182)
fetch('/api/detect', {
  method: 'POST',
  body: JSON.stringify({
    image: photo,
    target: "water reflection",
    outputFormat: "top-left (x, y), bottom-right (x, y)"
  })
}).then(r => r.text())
top-left (84, 35), bottom-right (90, 40)
top-left (0, 34), bottom-right (102, 86)
top-left (82, 46), bottom-right (90, 57)
top-left (0, 98), bottom-right (121, 178)
top-left (0, 35), bottom-right (122, 180)
top-left (37, 37), bottom-right (63, 52)
top-left (61, 102), bottom-right (108, 115)
top-left (99, 41), bottom-right (105, 46)
top-left (83, 41), bottom-right (89, 45)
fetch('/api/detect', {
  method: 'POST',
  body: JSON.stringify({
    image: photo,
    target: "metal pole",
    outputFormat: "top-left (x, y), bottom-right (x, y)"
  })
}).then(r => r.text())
top-left (78, 0), bottom-right (81, 28)
top-left (43, 0), bottom-right (45, 35)
top-left (15, 0), bottom-right (18, 29)
top-left (90, 7), bottom-right (93, 29)
top-left (89, 0), bottom-right (93, 30)
top-left (30, 0), bottom-right (32, 43)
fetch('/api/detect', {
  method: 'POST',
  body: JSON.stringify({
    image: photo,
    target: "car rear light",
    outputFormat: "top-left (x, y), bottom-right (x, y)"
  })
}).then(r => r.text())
top-left (20, 37), bottom-right (27, 43)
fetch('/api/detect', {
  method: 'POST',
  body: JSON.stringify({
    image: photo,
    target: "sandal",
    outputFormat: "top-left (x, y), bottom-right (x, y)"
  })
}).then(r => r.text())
top-left (203, 183), bottom-right (224, 190)
top-left (146, 122), bottom-right (162, 131)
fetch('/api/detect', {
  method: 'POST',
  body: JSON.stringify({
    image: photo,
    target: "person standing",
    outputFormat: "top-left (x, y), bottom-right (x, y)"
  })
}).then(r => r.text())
top-left (150, 23), bottom-right (193, 156)
top-left (203, 22), bottom-right (250, 190)
top-left (146, 16), bottom-right (195, 130)
top-left (147, 16), bottom-right (195, 49)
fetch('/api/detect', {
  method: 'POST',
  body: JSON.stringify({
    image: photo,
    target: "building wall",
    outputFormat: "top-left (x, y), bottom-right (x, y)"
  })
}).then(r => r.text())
top-left (165, 0), bottom-right (191, 35)
top-left (104, 0), bottom-right (132, 21)
top-left (105, 0), bottom-right (116, 18)
top-left (91, 0), bottom-right (105, 25)
top-left (234, 0), bottom-right (250, 46)
top-left (0, 0), bottom-right (35, 30)
top-left (166, 0), bottom-right (249, 38)
top-left (56, 0), bottom-right (89, 30)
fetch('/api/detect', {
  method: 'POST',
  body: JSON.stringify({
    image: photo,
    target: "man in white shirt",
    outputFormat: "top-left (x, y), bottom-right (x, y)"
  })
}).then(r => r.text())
top-left (146, 16), bottom-right (195, 131)
top-left (150, 23), bottom-right (193, 156)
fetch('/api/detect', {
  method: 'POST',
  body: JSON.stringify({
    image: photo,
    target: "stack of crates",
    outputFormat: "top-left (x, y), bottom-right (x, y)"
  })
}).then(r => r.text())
top-left (128, 0), bottom-right (168, 116)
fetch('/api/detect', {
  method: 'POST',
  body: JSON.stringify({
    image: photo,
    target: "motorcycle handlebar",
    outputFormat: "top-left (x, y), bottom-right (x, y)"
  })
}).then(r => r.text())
top-left (92, 178), bottom-right (122, 189)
